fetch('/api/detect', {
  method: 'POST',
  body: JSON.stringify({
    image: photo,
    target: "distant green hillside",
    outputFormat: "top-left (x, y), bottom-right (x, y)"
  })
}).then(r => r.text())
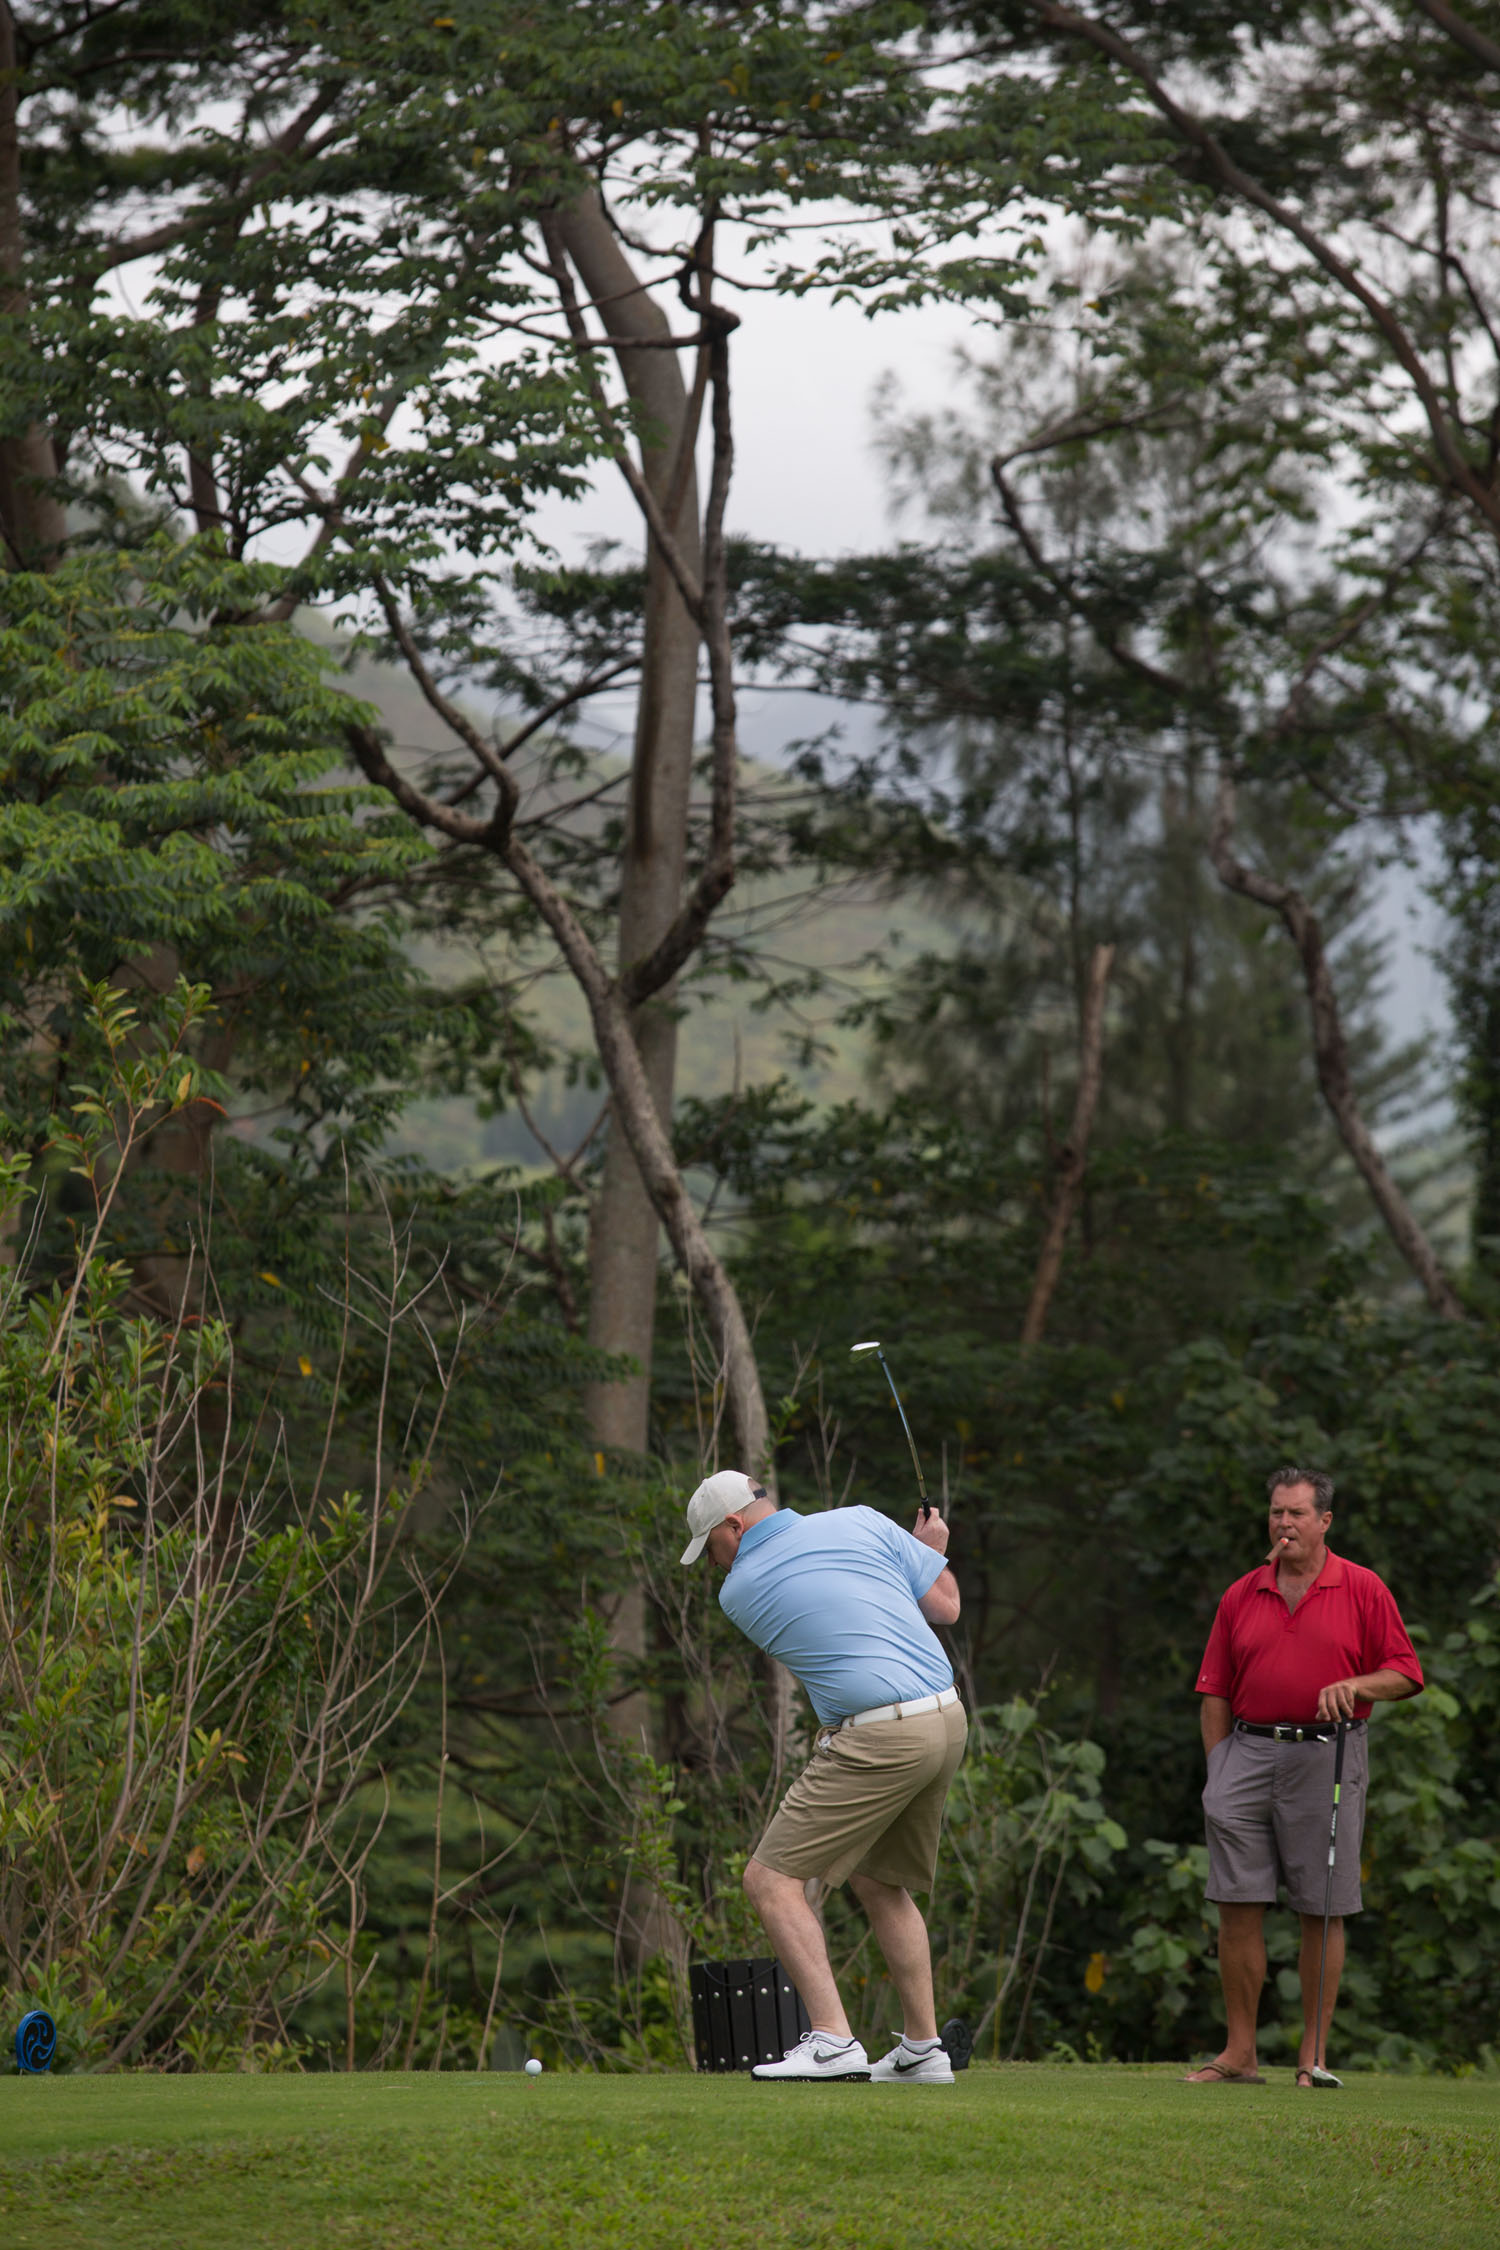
top-left (325, 645), bottom-right (958, 1172)
top-left (392, 867), bottom-right (957, 1173)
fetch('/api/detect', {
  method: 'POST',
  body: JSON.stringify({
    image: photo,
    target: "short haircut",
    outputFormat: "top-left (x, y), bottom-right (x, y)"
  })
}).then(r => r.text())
top-left (1266, 1464), bottom-right (1334, 1513)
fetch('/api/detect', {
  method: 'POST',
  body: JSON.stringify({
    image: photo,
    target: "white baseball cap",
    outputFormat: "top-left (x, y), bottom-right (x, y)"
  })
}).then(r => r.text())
top-left (680, 1469), bottom-right (768, 1565)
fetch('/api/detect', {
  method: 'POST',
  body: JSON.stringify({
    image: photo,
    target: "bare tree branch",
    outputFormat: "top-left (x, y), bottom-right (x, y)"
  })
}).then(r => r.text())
top-left (621, 235), bottom-right (741, 1006)
top-left (1029, 2), bottom-right (1500, 543)
top-left (345, 721), bottom-right (512, 850)
top-left (343, 709), bottom-right (770, 1469)
top-left (91, 86), bottom-right (342, 275)
top-left (1208, 773), bottom-right (1465, 1318)
top-left (492, 660), bottom-right (639, 766)
top-left (369, 575), bottom-right (519, 831)
top-left (1268, 512), bottom-right (1451, 739)
top-left (993, 393), bottom-right (1192, 472)
top-left (500, 828), bottom-right (768, 1470)
top-left (990, 459), bottom-right (1187, 699)
top-left (1415, 0), bottom-right (1500, 74)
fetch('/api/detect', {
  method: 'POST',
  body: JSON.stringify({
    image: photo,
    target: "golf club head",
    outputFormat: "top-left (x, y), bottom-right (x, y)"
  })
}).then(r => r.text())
top-left (1307, 2064), bottom-right (1343, 2088)
top-left (849, 1339), bottom-right (881, 1354)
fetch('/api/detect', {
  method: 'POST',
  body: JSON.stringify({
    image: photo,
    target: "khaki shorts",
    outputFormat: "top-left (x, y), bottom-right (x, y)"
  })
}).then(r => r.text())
top-left (1203, 1723), bottom-right (1368, 1916)
top-left (752, 1700), bottom-right (967, 1894)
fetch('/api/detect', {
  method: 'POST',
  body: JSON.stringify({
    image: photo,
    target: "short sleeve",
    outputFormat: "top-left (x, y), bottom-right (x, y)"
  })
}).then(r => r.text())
top-left (1361, 1576), bottom-right (1425, 1691)
top-left (1195, 1596), bottom-right (1236, 1699)
top-left (861, 1507), bottom-right (946, 1599)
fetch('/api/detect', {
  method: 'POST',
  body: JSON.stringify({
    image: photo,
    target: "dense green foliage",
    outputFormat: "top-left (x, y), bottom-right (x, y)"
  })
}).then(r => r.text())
top-left (0, 543), bottom-right (430, 1151)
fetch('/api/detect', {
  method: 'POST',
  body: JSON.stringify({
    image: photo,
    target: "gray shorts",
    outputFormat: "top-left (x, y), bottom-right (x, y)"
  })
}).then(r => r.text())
top-left (1203, 1724), bottom-right (1368, 1916)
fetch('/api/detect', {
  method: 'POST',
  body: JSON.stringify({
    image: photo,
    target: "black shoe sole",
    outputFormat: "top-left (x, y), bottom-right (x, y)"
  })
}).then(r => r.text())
top-left (939, 2018), bottom-right (974, 2072)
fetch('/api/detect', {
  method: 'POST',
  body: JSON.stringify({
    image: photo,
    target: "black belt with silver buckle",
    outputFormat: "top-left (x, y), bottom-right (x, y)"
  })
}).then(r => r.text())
top-left (1235, 1719), bottom-right (1364, 1744)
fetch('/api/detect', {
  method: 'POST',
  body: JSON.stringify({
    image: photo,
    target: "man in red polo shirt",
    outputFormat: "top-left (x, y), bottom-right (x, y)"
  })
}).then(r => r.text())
top-left (1186, 1465), bottom-right (1423, 2089)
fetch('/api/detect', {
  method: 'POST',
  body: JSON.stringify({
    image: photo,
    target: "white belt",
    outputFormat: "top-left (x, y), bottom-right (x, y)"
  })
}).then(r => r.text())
top-left (839, 1686), bottom-right (960, 1729)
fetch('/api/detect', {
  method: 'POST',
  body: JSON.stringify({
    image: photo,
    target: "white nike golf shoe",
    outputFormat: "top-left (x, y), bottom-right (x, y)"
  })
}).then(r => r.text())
top-left (870, 2038), bottom-right (956, 2085)
top-left (751, 2031), bottom-right (871, 2081)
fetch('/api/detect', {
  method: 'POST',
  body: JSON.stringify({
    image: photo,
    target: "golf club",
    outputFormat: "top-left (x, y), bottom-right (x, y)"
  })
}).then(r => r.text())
top-left (1308, 1718), bottom-right (1348, 2089)
top-left (850, 1340), bottom-right (929, 1517)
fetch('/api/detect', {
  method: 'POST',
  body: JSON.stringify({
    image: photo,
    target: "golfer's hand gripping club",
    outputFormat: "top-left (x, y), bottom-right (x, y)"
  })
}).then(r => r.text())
top-left (912, 1504), bottom-right (949, 1554)
top-left (1315, 1676), bottom-right (1363, 1723)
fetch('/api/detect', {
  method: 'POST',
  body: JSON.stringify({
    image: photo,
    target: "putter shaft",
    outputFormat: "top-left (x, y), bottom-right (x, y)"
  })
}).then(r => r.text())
top-left (1312, 1720), bottom-right (1348, 2081)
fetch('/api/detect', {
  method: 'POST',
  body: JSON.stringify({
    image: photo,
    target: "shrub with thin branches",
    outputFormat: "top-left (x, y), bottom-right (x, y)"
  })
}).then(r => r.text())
top-left (0, 981), bottom-right (471, 2070)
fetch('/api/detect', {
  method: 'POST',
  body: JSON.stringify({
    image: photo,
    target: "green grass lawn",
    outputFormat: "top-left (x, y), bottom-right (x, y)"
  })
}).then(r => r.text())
top-left (0, 2065), bottom-right (1497, 2250)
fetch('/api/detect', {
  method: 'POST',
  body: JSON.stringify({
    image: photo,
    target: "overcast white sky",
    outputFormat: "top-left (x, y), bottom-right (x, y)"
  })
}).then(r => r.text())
top-left (531, 283), bottom-right (981, 561)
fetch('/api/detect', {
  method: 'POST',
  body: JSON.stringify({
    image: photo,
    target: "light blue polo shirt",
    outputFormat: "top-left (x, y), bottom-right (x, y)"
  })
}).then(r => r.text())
top-left (718, 1506), bottom-right (953, 1724)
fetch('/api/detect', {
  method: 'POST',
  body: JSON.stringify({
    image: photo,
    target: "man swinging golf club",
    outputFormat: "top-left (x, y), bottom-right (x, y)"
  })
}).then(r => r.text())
top-left (680, 1466), bottom-right (964, 2084)
top-left (1186, 1465), bottom-right (1424, 2089)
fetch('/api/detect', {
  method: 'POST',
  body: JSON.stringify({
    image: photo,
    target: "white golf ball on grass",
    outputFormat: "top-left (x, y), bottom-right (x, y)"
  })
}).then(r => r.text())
top-left (524, 2058), bottom-right (543, 2075)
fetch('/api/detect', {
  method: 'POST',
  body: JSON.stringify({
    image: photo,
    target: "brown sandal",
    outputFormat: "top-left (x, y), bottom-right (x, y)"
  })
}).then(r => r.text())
top-left (1183, 2060), bottom-right (1267, 2084)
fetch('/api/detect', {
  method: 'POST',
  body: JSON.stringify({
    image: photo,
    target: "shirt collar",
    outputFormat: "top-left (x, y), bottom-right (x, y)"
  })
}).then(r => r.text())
top-left (733, 1507), bottom-right (797, 1563)
top-left (1256, 1547), bottom-right (1342, 1594)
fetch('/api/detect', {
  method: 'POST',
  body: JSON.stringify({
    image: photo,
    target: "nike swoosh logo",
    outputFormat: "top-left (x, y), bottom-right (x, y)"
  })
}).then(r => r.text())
top-left (813, 2047), bottom-right (852, 2066)
top-left (893, 2057), bottom-right (927, 2073)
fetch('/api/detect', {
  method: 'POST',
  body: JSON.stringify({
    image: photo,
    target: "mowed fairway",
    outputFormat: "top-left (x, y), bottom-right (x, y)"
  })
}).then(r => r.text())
top-left (1, 2065), bottom-right (1497, 2250)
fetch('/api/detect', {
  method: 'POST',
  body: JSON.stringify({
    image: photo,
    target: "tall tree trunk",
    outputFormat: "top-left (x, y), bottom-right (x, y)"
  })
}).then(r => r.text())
top-left (343, 215), bottom-right (795, 1931)
top-left (1469, 986), bottom-right (1500, 1276)
top-left (554, 191), bottom-right (702, 1474)
top-left (0, 7), bottom-right (65, 568)
top-left (1021, 944), bottom-right (1113, 1349)
top-left (0, 13), bottom-right (66, 1253)
top-left (551, 193), bottom-right (704, 1964)
top-left (1208, 774), bottom-right (1465, 1319)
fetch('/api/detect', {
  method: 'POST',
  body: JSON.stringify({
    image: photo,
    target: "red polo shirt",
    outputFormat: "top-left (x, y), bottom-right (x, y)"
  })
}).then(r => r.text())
top-left (1195, 1549), bottom-right (1424, 1723)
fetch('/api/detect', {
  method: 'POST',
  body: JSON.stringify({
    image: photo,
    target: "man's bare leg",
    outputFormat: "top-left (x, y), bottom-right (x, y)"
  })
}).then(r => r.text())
top-left (1295, 1911), bottom-right (1344, 2083)
top-left (1183, 1902), bottom-right (1267, 2081)
top-left (849, 1872), bottom-right (938, 2042)
top-left (742, 1859), bottom-right (850, 2035)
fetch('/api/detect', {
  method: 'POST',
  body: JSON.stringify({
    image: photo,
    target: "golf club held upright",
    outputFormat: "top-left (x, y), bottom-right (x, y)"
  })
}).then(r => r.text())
top-left (850, 1340), bottom-right (930, 1517)
top-left (1309, 1719), bottom-right (1348, 2089)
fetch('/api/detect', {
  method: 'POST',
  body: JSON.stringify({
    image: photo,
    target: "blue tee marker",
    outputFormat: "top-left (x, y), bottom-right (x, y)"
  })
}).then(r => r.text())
top-left (15, 2010), bottom-right (56, 2074)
